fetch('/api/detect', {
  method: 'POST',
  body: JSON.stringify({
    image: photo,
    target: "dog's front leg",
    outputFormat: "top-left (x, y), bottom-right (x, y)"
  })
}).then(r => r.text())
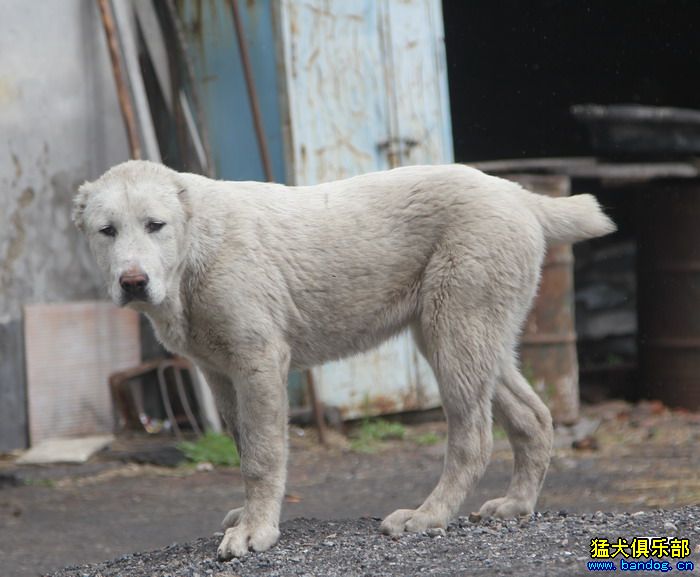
top-left (217, 348), bottom-right (290, 560)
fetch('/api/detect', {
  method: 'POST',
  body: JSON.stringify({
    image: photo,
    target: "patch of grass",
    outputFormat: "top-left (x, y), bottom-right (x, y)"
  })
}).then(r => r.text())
top-left (414, 432), bottom-right (442, 446)
top-left (350, 418), bottom-right (406, 453)
top-left (178, 432), bottom-right (240, 467)
top-left (493, 425), bottom-right (507, 440)
top-left (22, 477), bottom-right (55, 488)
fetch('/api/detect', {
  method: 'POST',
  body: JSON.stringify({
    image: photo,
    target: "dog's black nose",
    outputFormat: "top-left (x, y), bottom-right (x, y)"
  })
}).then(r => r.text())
top-left (119, 271), bottom-right (149, 297)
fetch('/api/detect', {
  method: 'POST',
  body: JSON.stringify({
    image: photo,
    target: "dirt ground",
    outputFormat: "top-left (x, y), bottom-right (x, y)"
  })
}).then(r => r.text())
top-left (1, 400), bottom-right (699, 577)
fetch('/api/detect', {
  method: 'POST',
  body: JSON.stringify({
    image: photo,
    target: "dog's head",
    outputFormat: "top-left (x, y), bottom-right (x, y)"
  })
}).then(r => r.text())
top-left (73, 160), bottom-right (190, 308)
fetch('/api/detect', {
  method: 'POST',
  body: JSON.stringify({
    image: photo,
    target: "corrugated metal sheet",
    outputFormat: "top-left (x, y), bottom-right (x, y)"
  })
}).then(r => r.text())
top-left (24, 301), bottom-right (140, 444)
top-left (278, 0), bottom-right (453, 418)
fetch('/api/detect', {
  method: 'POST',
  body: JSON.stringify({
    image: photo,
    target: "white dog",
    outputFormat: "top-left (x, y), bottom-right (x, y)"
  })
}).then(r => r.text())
top-left (73, 161), bottom-right (614, 559)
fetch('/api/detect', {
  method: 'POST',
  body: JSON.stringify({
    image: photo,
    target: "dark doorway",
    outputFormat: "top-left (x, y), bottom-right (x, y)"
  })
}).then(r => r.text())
top-left (442, 0), bottom-right (700, 161)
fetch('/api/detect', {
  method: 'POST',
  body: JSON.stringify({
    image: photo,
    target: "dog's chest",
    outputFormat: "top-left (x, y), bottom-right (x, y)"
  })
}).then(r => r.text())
top-left (149, 316), bottom-right (189, 357)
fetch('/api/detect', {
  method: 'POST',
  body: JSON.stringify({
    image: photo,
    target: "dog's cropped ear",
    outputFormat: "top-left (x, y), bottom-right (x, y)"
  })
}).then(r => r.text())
top-left (72, 181), bottom-right (92, 231)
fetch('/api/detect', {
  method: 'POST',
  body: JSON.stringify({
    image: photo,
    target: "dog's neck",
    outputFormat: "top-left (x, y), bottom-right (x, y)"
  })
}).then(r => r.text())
top-left (140, 291), bottom-right (189, 356)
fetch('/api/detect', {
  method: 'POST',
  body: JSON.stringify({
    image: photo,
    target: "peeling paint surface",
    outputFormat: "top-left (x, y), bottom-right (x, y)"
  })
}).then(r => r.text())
top-left (382, 0), bottom-right (453, 166)
top-left (279, 0), bottom-right (453, 418)
top-left (279, 0), bottom-right (390, 183)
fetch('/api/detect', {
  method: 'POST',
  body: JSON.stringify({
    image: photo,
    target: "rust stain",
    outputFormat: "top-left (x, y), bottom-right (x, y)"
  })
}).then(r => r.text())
top-left (337, 389), bottom-right (425, 420)
top-left (289, 5), bottom-right (298, 35)
top-left (305, 47), bottom-right (320, 71)
top-left (18, 186), bottom-right (35, 208)
top-left (6, 213), bottom-right (25, 264)
top-left (176, 0), bottom-right (207, 50)
top-left (3, 187), bottom-right (34, 272)
top-left (367, 394), bottom-right (398, 415)
top-left (300, 144), bottom-right (307, 172)
top-left (11, 153), bottom-right (22, 182)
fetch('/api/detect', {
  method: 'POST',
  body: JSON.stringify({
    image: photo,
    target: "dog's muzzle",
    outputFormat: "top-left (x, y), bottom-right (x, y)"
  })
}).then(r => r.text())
top-left (119, 270), bottom-right (150, 302)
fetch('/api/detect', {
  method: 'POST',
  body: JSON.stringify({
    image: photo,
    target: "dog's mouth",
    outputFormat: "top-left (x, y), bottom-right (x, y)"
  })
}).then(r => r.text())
top-left (120, 291), bottom-right (149, 307)
top-left (120, 288), bottom-right (150, 306)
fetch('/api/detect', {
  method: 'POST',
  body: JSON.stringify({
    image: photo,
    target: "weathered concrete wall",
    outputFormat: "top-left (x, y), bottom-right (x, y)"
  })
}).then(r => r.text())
top-left (0, 0), bottom-right (129, 449)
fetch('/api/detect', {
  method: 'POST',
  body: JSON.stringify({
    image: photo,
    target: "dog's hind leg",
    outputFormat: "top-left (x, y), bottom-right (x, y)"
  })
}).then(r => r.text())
top-left (478, 359), bottom-right (553, 518)
top-left (383, 313), bottom-right (500, 534)
top-left (382, 255), bottom-right (513, 534)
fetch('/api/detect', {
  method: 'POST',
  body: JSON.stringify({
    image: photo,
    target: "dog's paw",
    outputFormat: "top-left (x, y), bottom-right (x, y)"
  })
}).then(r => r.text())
top-left (221, 506), bottom-right (244, 530)
top-left (217, 521), bottom-right (280, 560)
top-left (478, 497), bottom-right (533, 519)
top-left (380, 508), bottom-right (446, 536)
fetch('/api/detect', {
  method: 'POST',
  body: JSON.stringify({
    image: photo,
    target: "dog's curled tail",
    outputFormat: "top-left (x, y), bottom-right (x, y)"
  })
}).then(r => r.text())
top-left (525, 192), bottom-right (616, 244)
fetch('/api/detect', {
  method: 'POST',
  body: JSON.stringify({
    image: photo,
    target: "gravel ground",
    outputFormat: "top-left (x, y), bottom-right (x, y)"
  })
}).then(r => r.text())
top-left (50, 506), bottom-right (700, 577)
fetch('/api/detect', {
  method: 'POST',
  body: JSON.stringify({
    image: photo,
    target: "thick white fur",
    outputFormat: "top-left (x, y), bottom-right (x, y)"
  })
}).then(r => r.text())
top-left (73, 161), bottom-right (615, 559)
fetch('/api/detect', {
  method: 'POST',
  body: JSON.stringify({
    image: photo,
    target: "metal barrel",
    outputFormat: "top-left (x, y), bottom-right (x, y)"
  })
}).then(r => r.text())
top-left (638, 181), bottom-right (700, 410)
top-left (507, 174), bottom-right (580, 425)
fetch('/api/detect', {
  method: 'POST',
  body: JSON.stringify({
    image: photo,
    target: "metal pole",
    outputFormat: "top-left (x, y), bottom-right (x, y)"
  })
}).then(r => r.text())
top-left (306, 369), bottom-right (327, 446)
top-left (229, 0), bottom-right (274, 181)
top-left (96, 0), bottom-right (141, 159)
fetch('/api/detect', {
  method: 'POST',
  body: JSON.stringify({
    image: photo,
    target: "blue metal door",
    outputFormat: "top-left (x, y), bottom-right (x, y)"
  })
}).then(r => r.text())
top-left (278, 0), bottom-right (453, 418)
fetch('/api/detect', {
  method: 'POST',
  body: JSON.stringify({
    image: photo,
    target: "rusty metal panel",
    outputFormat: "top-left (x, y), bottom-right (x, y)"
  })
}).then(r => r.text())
top-left (24, 301), bottom-right (140, 444)
top-left (639, 182), bottom-right (700, 410)
top-left (509, 174), bottom-right (580, 425)
top-left (278, 0), bottom-right (452, 418)
top-left (314, 335), bottom-right (416, 420)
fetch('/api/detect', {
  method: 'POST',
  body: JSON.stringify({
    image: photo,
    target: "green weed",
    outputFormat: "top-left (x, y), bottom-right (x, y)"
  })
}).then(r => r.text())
top-left (22, 477), bottom-right (55, 488)
top-left (350, 418), bottom-right (406, 453)
top-left (413, 432), bottom-right (442, 446)
top-left (493, 424), bottom-right (507, 440)
top-left (178, 432), bottom-right (240, 467)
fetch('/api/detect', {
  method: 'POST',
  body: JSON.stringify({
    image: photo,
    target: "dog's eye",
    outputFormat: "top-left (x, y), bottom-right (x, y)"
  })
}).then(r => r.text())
top-left (99, 225), bottom-right (117, 237)
top-left (146, 220), bottom-right (166, 233)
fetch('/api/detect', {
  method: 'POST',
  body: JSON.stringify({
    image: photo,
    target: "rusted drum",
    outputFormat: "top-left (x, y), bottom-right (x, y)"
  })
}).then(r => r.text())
top-left (507, 174), bottom-right (580, 425)
top-left (639, 181), bottom-right (700, 410)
